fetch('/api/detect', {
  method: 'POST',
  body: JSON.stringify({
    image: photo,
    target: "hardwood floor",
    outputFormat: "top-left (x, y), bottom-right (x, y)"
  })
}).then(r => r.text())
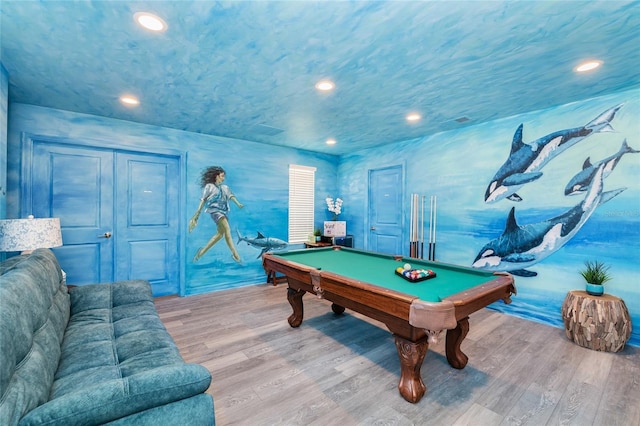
top-left (154, 283), bottom-right (640, 426)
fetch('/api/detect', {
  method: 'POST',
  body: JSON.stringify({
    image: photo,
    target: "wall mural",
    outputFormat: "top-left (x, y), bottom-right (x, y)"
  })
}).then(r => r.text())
top-left (483, 104), bottom-right (623, 204)
top-left (189, 165), bottom-right (289, 264)
top-left (473, 104), bottom-right (635, 277)
top-left (337, 91), bottom-right (638, 346)
top-left (237, 231), bottom-right (288, 259)
top-left (189, 166), bottom-right (245, 263)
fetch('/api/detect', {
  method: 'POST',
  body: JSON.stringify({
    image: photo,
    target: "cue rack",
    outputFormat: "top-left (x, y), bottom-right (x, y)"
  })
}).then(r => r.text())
top-left (409, 193), bottom-right (436, 261)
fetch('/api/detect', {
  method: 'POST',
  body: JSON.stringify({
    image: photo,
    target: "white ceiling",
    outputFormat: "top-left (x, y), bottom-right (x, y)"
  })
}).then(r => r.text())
top-left (1, 1), bottom-right (639, 155)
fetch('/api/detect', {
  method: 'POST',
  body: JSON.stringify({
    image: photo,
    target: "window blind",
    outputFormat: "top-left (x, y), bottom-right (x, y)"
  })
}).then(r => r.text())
top-left (288, 164), bottom-right (316, 244)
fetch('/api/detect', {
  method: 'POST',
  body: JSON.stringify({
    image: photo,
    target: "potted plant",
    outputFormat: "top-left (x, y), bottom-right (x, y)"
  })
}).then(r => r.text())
top-left (580, 260), bottom-right (611, 296)
top-left (313, 228), bottom-right (322, 242)
top-left (325, 197), bottom-right (344, 221)
top-left (324, 197), bottom-right (346, 237)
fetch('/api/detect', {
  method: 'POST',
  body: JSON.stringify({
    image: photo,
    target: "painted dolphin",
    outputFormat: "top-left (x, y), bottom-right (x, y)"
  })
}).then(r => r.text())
top-left (473, 165), bottom-right (626, 277)
top-left (237, 230), bottom-right (288, 258)
top-left (564, 139), bottom-right (639, 196)
top-left (484, 104), bottom-right (624, 203)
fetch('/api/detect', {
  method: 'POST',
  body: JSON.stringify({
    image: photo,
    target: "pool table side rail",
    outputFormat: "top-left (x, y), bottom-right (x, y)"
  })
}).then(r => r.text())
top-left (409, 272), bottom-right (516, 330)
top-left (446, 272), bottom-right (515, 317)
top-left (262, 253), bottom-right (319, 285)
top-left (316, 269), bottom-right (418, 315)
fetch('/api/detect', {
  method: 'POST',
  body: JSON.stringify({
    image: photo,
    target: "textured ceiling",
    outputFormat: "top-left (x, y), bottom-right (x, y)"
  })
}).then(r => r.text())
top-left (1, 1), bottom-right (639, 155)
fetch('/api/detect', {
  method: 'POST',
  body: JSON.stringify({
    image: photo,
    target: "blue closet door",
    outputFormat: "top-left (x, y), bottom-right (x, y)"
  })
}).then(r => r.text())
top-left (115, 152), bottom-right (180, 296)
top-left (31, 143), bottom-right (115, 285)
top-left (368, 165), bottom-right (404, 254)
top-left (29, 142), bottom-right (180, 296)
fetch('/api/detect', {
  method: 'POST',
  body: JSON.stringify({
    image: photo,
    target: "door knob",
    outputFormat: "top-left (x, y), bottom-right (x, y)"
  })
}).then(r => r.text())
top-left (370, 226), bottom-right (376, 231)
top-left (99, 232), bottom-right (112, 239)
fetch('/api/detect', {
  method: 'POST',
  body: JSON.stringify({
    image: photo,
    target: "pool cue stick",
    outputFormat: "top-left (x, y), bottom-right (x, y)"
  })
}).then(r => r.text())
top-left (412, 193), bottom-right (418, 257)
top-left (420, 195), bottom-right (425, 259)
top-left (429, 195), bottom-right (433, 260)
top-left (411, 193), bottom-right (415, 257)
top-left (409, 194), bottom-right (414, 257)
top-left (428, 195), bottom-right (435, 261)
top-left (427, 197), bottom-right (432, 260)
top-left (427, 196), bottom-right (432, 260)
top-left (418, 195), bottom-right (421, 259)
top-left (432, 195), bottom-right (437, 261)
top-left (413, 194), bottom-right (420, 258)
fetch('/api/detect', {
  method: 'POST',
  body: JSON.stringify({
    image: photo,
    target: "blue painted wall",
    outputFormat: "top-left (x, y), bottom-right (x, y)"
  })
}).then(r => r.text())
top-left (339, 88), bottom-right (640, 347)
top-left (0, 63), bottom-right (7, 219)
top-left (6, 103), bottom-right (338, 294)
top-left (4, 62), bottom-right (638, 346)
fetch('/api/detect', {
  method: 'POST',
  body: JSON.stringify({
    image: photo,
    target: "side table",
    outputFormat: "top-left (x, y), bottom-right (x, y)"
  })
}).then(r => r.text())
top-left (303, 241), bottom-right (332, 248)
top-left (561, 290), bottom-right (632, 352)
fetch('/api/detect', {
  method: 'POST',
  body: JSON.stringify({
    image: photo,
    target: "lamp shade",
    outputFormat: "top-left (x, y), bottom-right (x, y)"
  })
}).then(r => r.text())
top-left (0, 216), bottom-right (63, 253)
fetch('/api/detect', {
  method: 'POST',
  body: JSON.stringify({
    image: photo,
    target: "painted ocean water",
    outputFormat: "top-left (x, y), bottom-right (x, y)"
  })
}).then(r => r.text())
top-left (439, 211), bottom-right (639, 348)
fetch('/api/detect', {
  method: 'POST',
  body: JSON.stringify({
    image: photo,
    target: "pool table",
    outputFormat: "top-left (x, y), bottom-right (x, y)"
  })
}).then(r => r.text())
top-left (262, 246), bottom-right (516, 403)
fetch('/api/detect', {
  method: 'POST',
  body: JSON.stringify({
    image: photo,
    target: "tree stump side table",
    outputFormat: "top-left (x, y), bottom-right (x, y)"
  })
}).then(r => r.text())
top-left (561, 290), bottom-right (632, 352)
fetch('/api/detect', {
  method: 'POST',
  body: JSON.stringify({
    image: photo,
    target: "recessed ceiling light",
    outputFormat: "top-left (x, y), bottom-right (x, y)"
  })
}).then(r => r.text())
top-left (326, 138), bottom-right (337, 145)
top-left (406, 113), bottom-right (421, 122)
top-left (574, 60), bottom-right (603, 73)
top-left (315, 80), bottom-right (335, 91)
top-left (120, 95), bottom-right (140, 106)
top-left (134, 12), bottom-right (167, 32)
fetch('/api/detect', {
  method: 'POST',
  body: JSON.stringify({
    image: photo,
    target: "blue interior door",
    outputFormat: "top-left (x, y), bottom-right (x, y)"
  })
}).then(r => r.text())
top-left (31, 143), bottom-right (114, 284)
top-left (29, 141), bottom-right (180, 296)
top-left (368, 165), bottom-right (403, 254)
top-left (115, 152), bottom-right (180, 296)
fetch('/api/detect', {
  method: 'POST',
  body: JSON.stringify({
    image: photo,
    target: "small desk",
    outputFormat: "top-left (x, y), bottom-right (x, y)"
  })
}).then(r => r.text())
top-left (561, 290), bottom-right (632, 352)
top-left (303, 241), bottom-right (332, 248)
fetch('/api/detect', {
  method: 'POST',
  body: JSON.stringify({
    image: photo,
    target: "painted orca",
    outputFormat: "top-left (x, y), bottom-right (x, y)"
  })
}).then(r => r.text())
top-left (564, 139), bottom-right (639, 196)
top-left (484, 104), bottom-right (624, 203)
top-left (237, 230), bottom-right (288, 258)
top-left (473, 165), bottom-right (626, 277)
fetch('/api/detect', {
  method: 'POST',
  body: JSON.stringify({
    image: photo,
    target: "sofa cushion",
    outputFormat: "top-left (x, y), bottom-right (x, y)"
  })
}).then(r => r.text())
top-left (0, 254), bottom-right (28, 275)
top-left (104, 393), bottom-right (215, 426)
top-left (20, 364), bottom-right (213, 426)
top-left (18, 280), bottom-right (211, 425)
top-left (0, 249), bottom-right (68, 425)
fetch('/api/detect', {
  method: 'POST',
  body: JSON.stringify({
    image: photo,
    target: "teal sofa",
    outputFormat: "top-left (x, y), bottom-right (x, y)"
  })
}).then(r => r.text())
top-left (0, 249), bottom-right (214, 425)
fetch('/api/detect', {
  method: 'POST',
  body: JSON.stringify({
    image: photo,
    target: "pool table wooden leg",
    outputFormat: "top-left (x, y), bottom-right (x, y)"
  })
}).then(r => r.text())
top-left (445, 317), bottom-right (470, 369)
top-left (287, 287), bottom-right (306, 327)
top-left (394, 335), bottom-right (428, 403)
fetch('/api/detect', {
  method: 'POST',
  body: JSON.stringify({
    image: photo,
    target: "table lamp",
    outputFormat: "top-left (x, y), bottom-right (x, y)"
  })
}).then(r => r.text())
top-left (0, 215), bottom-right (63, 254)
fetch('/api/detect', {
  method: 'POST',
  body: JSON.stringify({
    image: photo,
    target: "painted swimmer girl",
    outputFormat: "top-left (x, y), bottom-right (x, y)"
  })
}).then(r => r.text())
top-left (189, 166), bottom-right (244, 262)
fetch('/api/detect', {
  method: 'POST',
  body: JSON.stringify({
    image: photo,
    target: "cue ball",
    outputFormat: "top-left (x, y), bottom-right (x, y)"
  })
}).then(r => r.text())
top-left (403, 263), bottom-right (411, 270)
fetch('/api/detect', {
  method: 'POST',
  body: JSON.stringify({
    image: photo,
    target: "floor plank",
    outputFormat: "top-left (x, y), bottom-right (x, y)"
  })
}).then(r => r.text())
top-left (154, 283), bottom-right (640, 426)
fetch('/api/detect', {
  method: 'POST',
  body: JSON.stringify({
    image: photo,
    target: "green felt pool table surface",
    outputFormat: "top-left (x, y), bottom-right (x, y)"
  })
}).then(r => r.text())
top-left (273, 247), bottom-right (497, 303)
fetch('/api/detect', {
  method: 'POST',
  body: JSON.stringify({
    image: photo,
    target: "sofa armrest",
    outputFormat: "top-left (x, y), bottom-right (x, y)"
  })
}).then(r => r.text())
top-left (18, 364), bottom-right (211, 426)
